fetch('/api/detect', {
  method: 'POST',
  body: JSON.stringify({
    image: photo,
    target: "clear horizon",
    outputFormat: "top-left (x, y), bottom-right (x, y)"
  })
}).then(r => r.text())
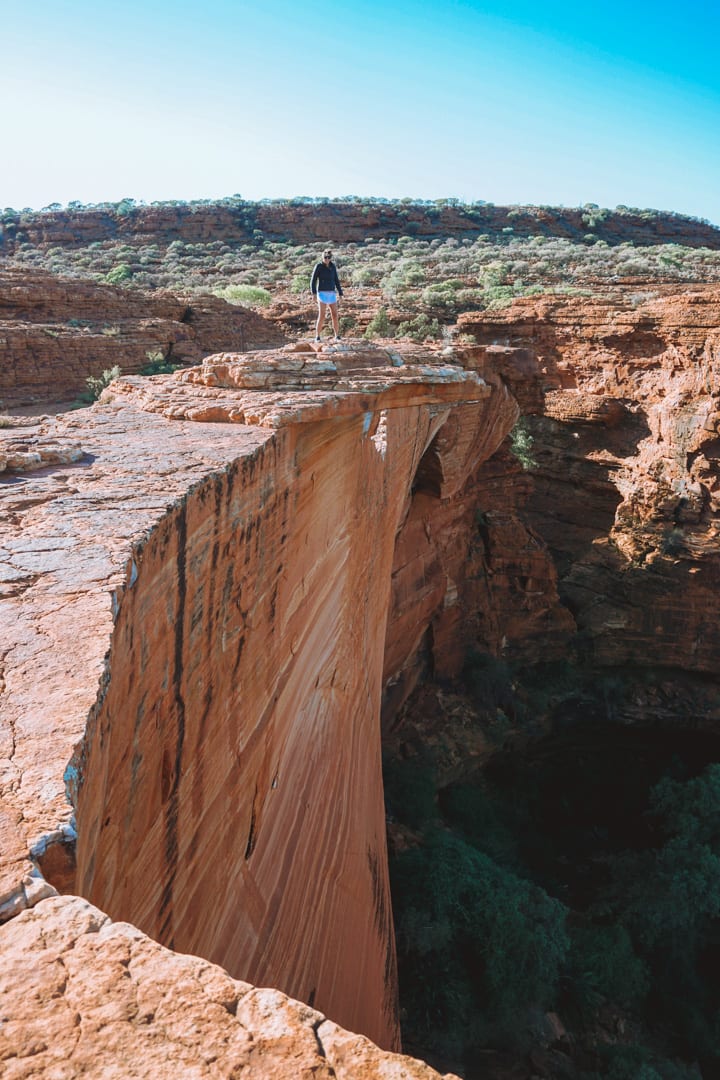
top-left (5, 1), bottom-right (720, 226)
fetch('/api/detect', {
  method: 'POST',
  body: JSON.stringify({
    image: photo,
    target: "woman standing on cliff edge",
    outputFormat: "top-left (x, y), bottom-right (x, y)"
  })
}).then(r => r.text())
top-left (310, 249), bottom-right (344, 341)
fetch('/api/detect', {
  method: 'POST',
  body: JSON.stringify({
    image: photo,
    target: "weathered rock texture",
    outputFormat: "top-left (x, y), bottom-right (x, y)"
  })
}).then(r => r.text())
top-left (0, 267), bottom-right (285, 406)
top-left (0, 342), bottom-right (511, 1067)
top-left (0, 894), bottom-right (459, 1079)
top-left (459, 286), bottom-right (720, 680)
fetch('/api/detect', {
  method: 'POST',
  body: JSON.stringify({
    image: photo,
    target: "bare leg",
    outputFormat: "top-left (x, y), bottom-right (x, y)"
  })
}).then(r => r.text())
top-left (329, 301), bottom-right (339, 337)
top-left (315, 300), bottom-right (329, 338)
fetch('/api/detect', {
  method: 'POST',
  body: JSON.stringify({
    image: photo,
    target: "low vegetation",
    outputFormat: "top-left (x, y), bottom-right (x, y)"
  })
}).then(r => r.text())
top-left (386, 656), bottom-right (718, 1078)
top-left (3, 198), bottom-right (720, 346)
top-left (74, 365), bottom-right (121, 406)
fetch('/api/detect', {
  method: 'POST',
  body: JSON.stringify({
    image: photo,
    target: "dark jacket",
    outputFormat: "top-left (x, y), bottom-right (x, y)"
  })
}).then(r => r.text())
top-left (311, 260), bottom-right (343, 296)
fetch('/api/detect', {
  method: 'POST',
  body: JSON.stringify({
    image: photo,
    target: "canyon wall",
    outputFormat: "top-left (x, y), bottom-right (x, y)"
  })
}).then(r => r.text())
top-left (0, 342), bottom-right (510, 1068)
top-left (459, 286), bottom-right (720, 697)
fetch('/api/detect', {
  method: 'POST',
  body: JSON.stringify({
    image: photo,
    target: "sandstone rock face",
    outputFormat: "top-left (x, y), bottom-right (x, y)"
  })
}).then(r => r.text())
top-left (460, 287), bottom-right (720, 675)
top-left (0, 267), bottom-right (286, 407)
top-left (0, 894), bottom-right (459, 1079)
top-left (380, 345), bottom-right (577, 722)
top-left (0, 343), bottom-right (500, 1062)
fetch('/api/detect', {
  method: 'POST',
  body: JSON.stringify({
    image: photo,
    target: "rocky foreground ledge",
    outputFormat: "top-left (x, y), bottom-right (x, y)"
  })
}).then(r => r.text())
top-left (1, 894), bottom-right (456, 1078)
top-left (0, 342), bottom-right (500, 1077)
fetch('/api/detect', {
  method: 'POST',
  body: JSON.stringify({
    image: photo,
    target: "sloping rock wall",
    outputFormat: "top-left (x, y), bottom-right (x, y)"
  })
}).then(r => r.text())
top-left (1, 343), bottom-right (503, 1061)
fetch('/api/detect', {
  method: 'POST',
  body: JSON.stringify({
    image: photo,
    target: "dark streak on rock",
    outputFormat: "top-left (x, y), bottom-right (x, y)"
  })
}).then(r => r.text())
top-left (244, 784), bottom-right (258, 860)
top-left (367, 844), bottom-right (399, 1025)
top-left (158, 501), bottom-right (188, 946)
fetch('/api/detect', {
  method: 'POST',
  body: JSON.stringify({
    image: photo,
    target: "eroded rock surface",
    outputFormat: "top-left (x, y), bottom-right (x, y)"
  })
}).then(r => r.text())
top-left (460, 287), bottom-right (720, 677)
top-left (0, 343), bottom-right (507, 1065)
top-left (0, 267), bottom-right (286, 407)
top-left (0, 894), bottom-right (459, 1079)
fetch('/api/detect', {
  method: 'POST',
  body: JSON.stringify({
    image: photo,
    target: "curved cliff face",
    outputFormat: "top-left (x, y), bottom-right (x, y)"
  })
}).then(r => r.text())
top-left (0, 342), bottom-right (507, 1061)
top-left (459, 286), bottom-right (720, 680)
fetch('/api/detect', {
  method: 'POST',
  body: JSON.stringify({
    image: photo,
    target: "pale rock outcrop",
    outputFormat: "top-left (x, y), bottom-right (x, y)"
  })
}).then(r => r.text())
top-left (0, 894), bottom-right (459, 1079)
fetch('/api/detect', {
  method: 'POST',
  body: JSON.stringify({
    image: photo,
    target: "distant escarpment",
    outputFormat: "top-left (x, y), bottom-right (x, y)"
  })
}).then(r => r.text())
top-left (2, 197), bottom-right (719, 252)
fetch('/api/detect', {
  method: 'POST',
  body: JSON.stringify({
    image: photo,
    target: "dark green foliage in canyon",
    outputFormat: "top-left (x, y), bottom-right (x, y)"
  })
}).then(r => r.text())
top-left (385, 662), bottom-right (720, 1078)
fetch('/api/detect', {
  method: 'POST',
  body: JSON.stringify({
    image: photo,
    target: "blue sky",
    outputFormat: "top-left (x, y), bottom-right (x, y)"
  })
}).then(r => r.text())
top-left (4, 1), bottom-right (720, 223)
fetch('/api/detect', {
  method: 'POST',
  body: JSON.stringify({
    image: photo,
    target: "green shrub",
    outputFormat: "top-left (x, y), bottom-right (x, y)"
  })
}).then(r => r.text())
top-left (139, 350), bottom-right (184, 375)
top-left (213, 284), bottom-right (272, 306)
top-left (392, 830), bottom-right (569, 1048)
top-left (77, 365), bottom-right (121, 404)
top-left (564, 924), bottom-right (649, 1013)
top-left (364, 306), bottom-right (393, 339)
top-left (395, 314), bottom-right (442, 341)
top-left (509, 418), bottom-right (538, 469)
top-left (105, 263), bottom-right (133, 284)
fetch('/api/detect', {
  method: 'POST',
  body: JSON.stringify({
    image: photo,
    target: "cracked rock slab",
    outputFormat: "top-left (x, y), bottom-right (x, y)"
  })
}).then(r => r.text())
top-left (0, 895), bottom-right (459, 1079)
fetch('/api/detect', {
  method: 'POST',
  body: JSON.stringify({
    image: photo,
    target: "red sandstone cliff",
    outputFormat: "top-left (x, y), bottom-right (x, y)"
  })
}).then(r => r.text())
top-left (0, 342), bottom-right (513, 1072)
top-left (3, 199), bottom-right (719, 251)
top-left (458, 286), bottom-right (720, 682)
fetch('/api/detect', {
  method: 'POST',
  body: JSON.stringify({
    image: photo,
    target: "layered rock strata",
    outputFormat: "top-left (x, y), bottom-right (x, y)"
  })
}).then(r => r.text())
top-left (0, 267), bottom-right (285, 407)
top-left (459, 287), bottom-right (720, 679)
top-left (0, 342), bottom-right (511, 1064)
top-left (3, 200), bottom-right (719, 252)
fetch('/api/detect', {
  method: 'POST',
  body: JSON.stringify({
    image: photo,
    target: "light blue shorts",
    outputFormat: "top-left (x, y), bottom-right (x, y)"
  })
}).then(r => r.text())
top-left (318, 291), bottom-right (337, 304)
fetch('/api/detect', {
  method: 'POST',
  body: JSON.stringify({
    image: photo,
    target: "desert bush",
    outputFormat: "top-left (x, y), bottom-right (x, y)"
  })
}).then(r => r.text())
top-left (364, 306), bottom-right (393, 339)
top-left (105, 263), bottom-right (133, 284)
top-left (394, 314), bottom-right (442, 341)
top-left (212, 284), bottom-right (272, 306)
top-left (509, 418), bottom-right (538, 469)
top-left (139, 350), bottom-right (184, 375)
top-left (77, 365), bottom-right (121, 404)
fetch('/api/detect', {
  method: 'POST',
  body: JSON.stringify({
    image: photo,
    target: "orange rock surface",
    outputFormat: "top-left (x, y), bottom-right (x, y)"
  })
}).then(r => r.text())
top-left (0, 342), bottom-right (504, 1069)
top-left (0, 894), bottom-right (459, 1079)
top-left (460, 286), bottom-right (720, 675)
top-left (0, 267), bottom-right (285, 407)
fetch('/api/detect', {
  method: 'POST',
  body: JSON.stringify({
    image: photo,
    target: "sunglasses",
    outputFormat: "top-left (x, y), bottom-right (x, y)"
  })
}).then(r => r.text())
top-left (323, 254), bottom-right (332, 260)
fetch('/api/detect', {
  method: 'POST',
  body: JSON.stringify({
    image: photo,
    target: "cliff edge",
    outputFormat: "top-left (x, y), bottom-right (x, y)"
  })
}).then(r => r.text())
top-left (0, 341), bottom-right (515, 1073)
